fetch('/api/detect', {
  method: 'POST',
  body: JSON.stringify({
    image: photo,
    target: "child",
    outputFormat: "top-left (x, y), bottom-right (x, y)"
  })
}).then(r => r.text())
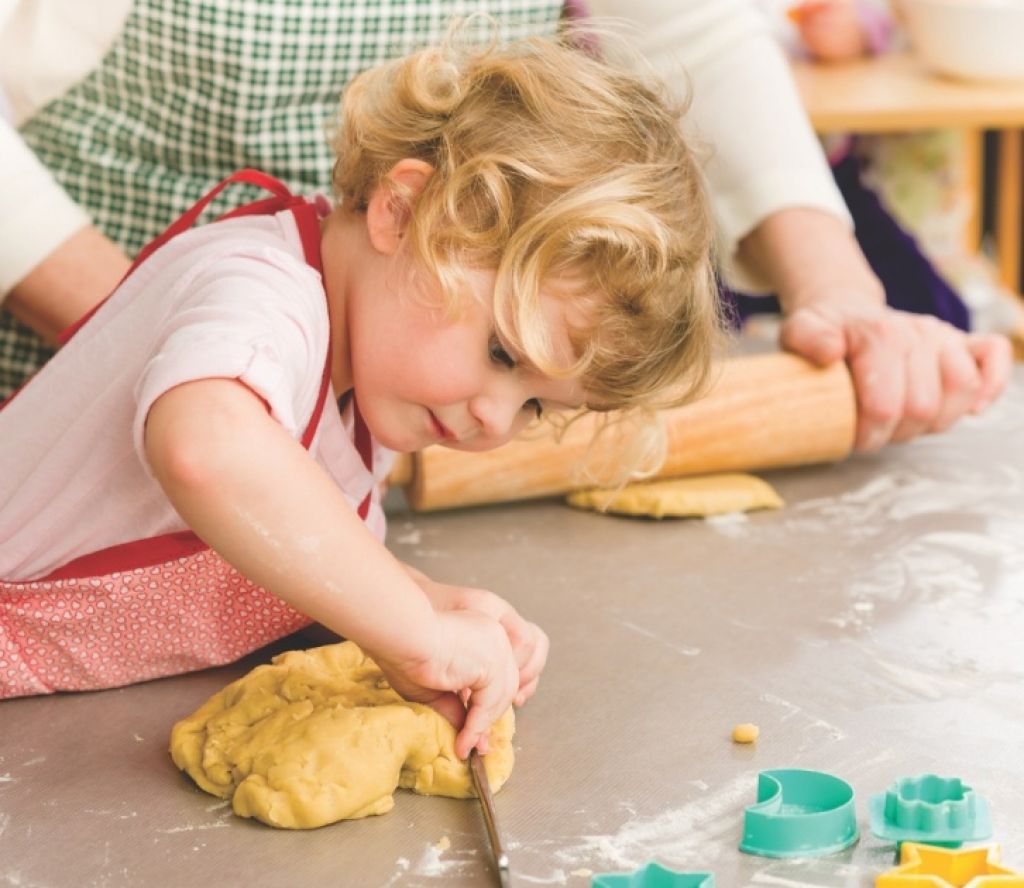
top-left (0, 35), bottom-right (720, 758)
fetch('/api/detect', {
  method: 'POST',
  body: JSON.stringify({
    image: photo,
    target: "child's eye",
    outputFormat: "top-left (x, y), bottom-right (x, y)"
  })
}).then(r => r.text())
top-left (525, 398), bottom-right (543, 419)
top-left (488, 334), bottom-right (516, 369)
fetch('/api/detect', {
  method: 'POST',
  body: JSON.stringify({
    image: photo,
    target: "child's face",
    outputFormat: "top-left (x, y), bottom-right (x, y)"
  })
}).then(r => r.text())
top-left (348, 267), bottom-right (588, 454)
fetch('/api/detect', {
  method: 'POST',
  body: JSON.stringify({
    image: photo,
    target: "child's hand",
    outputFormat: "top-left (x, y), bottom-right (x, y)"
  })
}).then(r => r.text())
top-left (371, 609), bottom-right (520, 759)
top-left (789, 0), bottom-right (868, 62)
top-left (402, 566), bottom-right (550, 706)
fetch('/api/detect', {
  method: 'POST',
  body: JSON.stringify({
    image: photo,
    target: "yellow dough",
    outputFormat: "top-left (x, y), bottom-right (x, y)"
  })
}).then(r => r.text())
top-left (169, 641), bottom-right (515, 829)
top-left (566, 473), bottom-right (784, 519)
top-left (732, 723), bottom-right (760, 744)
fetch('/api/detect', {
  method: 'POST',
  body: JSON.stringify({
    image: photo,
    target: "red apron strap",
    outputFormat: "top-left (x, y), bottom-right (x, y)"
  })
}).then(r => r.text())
top-left (58, 170), bottom-right (301, 346)
top-left (352, 395), bottom-right (374, 520)
top-left (289, 200), bottom-right (331, 450)
top-left (28, 174), bottom-right (355, 582)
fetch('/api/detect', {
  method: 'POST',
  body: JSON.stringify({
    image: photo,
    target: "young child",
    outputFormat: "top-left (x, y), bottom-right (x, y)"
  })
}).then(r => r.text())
top-left (0, 35), bottom-right (720, 757)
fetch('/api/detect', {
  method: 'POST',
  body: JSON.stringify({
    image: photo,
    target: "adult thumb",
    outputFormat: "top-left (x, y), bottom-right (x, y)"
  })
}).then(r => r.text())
top-left (780, 307), bottom-right (847, 366)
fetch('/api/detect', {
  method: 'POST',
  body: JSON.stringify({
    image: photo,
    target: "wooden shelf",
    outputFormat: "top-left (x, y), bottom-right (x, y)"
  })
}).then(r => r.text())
top-left (792, 51), bottom-right (1024, 133)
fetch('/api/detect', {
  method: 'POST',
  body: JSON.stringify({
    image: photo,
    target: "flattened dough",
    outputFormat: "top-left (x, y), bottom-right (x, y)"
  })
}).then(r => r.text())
top-left (566, 473), bottom-right (783, 519)
top-left (170, 641), bottom-right (514, 829)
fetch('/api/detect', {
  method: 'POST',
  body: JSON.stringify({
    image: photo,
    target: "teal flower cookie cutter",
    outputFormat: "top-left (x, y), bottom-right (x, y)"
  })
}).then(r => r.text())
top-left (591, 862), bottom-right (715, 887)
top-left (740, 769), bottom-right (859, 858)
top-left (868, 774), bottom-right (993, 848)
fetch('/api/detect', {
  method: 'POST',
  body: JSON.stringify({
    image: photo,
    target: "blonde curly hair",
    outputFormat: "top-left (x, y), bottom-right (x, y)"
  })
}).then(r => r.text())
top-left (331, 30), bottom-right (722, 468)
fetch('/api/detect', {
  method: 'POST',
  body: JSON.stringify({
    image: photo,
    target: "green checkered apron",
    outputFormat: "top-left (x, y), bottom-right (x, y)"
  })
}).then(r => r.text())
top-left (1, 0), bottom-right (563, 398)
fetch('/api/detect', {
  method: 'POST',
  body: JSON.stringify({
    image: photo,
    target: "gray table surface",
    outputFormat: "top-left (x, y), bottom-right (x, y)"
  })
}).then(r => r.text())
top-left (2, 367), bottom-right (1022, 888)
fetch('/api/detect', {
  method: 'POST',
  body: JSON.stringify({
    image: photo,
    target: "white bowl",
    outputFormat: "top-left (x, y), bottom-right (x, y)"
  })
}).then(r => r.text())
top-left (900, 0), bottom-right (1024, 83)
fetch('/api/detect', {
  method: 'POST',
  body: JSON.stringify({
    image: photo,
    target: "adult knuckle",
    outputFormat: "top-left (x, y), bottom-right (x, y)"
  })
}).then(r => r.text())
top-left (905, 395), bottom-right (939, 425)
top-left (861, 396), bottom-right (899, 426)
top-left (861, 314), bottom-right (893, 342)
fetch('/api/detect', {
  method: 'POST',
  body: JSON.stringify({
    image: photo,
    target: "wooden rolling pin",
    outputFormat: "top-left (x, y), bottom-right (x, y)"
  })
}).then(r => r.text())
top-left (388, 351), bottom-right (856, 511)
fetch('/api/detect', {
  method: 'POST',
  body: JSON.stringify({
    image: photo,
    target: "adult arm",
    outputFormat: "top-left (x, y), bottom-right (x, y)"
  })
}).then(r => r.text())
top-left (586, 0), bottom-right (850, 291)
top-left (586, 0), bottom-right (1012, 447)
top-left (740, 208), bottom-right (1011, 449)
top-left (0, 118), bottom-right (130, 339)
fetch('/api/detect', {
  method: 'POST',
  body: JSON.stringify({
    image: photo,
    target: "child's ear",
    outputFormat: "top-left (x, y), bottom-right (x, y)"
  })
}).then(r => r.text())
top-left (365, 158), bottom-right (434, 256)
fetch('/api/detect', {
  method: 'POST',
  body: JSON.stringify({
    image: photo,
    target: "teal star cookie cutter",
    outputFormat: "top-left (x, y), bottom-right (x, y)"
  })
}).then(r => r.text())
top-left (591, 862), bottom-right (715, 887)
top-left (869, 774), bottom-right (993, 848)
top-left (739, 769), bottom-right (859, 858)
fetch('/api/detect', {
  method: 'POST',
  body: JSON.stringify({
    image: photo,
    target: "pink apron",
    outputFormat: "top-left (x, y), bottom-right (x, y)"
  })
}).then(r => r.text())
top-left (0, 170), bottom-right (373, 699)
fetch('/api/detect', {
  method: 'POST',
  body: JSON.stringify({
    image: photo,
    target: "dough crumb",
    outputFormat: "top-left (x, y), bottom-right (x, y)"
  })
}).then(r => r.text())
top-left (571, 868), bottom-right (594, 878)
top-left (436, 836), bottom-right (451, 852)
top-left (732, 723), bottom-right (759, 744)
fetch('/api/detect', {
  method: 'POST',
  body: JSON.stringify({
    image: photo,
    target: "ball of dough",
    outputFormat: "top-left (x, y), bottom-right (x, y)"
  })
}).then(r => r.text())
top-left (732, 723), bottom-right (760, 744)
top-left (169, 641), bottom-right (515, 828)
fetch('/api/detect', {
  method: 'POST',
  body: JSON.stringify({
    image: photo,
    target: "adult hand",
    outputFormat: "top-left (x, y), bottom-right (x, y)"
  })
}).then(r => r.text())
top-left (781, 301), bottom-right (1013, 451)
top-left (738, 207), bottom-right (1013, 451)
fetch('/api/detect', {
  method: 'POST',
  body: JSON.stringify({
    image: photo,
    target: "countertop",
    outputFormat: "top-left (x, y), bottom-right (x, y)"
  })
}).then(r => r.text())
top-left (2, 366), bottom-right (1023, 888)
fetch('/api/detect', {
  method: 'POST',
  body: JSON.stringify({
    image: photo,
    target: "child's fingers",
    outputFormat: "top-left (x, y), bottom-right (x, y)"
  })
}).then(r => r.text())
top-left (514, 676), bottom-right (540, 708)
top-left (466, 594), bottom-right (550, 692)
top-left (454, 658), bottom-right (518, 759)
top-left (424, 691), bottom-right (469, 732)
top-left (514, 626), bottom-right (549, 698)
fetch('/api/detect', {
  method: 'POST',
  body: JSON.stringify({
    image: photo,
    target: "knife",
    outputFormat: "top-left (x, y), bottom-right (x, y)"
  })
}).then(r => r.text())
top-left (468, 749), bottom-right (511, 888)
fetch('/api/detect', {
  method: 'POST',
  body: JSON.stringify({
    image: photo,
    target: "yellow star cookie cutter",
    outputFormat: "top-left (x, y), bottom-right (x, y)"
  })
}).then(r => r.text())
top-left (876, 842), bottom-right (1024, 887)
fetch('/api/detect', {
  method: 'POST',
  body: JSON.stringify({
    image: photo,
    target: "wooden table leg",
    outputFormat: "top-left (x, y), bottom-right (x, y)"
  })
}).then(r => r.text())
top-left (963, 128), bottom-right (984, 256)
top-left (995, 129), bottom-right (1022, 297)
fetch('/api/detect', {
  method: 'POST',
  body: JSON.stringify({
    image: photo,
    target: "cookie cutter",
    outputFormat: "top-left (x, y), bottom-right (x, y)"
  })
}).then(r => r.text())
top-left (739, 769), bottom-right (858, 858)
top-left (869, 774), bottom-right (993, 848)
top-left (591, 862), bottom-right (715, 887)
top-left (876, 841), bottom-right (1024, 887)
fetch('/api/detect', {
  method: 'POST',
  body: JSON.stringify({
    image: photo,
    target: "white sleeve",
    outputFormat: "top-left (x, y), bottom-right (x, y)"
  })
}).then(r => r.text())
top-left (0, 0), bottom-right (18, 32)
top-left (0, 116), bottom-right (91, 298)
top-left (585, 0), bottom-right (852, 291)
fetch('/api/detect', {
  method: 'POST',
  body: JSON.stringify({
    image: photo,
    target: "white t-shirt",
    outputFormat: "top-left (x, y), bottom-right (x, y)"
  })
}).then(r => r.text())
top-left (0, 207), bottom-right (394, 580)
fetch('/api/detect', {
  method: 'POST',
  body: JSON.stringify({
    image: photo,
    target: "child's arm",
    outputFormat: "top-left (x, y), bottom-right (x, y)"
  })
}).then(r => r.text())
top-left (400, 563), bottom-right (549, 707)
top-left (144, 376), bottom-right (518, 758)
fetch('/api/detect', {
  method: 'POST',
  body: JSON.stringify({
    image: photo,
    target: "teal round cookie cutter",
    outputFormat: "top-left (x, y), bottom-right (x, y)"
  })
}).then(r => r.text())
top-left (591, 862), bottom-right (715, 887)
top-left (739, 769), bottom-right (859, 858)
top-left (868, 774), bottom-right (993, 848)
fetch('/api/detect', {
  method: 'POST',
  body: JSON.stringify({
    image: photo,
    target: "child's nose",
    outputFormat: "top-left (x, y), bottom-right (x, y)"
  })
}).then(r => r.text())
top-left (469, 390), bottom-right (529, 441)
